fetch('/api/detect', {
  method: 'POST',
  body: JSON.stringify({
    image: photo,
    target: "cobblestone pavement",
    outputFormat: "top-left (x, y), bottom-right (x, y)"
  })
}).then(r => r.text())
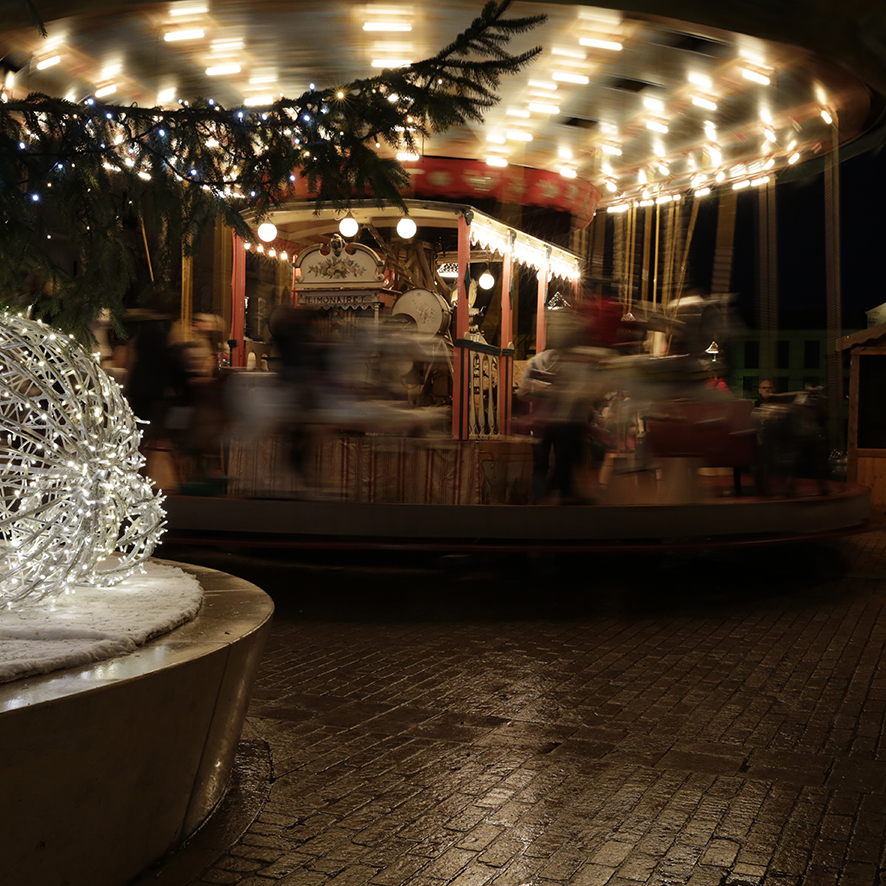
top-left (162, 529), bottom-right (886, 886)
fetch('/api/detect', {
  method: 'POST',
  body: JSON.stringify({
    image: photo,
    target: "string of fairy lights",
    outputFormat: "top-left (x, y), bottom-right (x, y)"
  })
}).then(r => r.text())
top-left (0, 314), bottom-right (165, 607)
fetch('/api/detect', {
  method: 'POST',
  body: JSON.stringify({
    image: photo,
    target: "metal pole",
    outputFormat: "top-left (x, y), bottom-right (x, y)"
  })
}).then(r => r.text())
top-left (824, 114), bottom-right (843, 451)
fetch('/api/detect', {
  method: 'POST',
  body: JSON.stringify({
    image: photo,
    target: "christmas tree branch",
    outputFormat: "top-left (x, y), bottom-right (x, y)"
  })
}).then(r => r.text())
top-left (0, 0), bottom-right (545, 332)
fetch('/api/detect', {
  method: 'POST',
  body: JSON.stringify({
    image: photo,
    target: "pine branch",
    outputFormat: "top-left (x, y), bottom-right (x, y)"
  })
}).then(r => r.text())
top-left (0, 0), bottom-right (546, 333)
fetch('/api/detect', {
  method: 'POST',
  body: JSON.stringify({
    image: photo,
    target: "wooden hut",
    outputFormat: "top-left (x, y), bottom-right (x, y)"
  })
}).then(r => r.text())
top-left (838, 324), bottom-right (886, 507)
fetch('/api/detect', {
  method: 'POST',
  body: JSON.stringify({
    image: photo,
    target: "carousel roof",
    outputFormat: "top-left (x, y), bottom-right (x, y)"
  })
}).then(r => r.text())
top-left (1, 0), bottom-right (883, 210)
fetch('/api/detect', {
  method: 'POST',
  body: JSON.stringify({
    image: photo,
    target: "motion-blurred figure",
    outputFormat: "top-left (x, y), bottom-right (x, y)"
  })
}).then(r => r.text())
top-left (754, 386), bottom-right (831, 496)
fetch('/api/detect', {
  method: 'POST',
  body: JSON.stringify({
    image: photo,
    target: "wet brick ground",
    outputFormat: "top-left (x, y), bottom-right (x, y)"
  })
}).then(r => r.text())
top-left (157, 528), bottom-right (886, 886)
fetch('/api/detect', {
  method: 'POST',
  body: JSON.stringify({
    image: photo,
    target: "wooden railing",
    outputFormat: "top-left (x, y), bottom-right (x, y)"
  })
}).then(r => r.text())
top-left (453, 338), bottom-right (514, 439)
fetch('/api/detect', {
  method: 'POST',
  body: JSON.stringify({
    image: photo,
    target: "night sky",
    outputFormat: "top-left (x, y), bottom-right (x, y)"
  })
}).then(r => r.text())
top-left (723, 145), bottom-right (886, 330)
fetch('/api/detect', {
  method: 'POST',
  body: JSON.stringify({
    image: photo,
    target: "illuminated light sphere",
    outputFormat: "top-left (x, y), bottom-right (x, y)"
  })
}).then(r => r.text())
top-left (338, 215), bottom-right (359, 238)
top-left (478, 271), bottom-right (495, 290)
top-left (396, 217), bottom-right (417, 239)
top-left (257, 222), bottom-right (277, 242)
top-left (0, 315), bottom-right (165, 607)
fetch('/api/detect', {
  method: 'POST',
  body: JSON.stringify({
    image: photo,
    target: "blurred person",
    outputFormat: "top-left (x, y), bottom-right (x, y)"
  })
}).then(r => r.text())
top-left (517, 347), bottom-right (589, 505)
top-left (266, 305), bottom-right (328, 491)
top-left (756, 379), bottom-right (776, 406)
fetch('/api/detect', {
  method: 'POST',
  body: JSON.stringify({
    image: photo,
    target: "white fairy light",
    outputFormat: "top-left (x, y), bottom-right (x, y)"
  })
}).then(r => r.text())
top-left (0, 316), bottom-right (165, 607)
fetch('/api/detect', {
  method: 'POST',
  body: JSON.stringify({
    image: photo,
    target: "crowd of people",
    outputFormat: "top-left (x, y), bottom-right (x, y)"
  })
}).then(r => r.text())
top-left (96, 292), bottom-right (833, 503)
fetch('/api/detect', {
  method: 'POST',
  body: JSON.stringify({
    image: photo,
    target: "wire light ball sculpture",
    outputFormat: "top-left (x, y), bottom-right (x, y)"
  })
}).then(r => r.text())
top-left (0, 314), bottom-right (165, 607)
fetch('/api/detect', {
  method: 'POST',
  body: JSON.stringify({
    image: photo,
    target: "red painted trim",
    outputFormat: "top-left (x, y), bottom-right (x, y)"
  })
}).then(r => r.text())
top-left (281, 157), bottom-right (601, 229)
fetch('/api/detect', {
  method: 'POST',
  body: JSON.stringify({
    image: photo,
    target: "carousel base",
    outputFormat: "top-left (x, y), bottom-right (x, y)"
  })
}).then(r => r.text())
top-left (0, 561), bottom-right (273, 886)
top-left (163, 479), bottom-right (873, 551)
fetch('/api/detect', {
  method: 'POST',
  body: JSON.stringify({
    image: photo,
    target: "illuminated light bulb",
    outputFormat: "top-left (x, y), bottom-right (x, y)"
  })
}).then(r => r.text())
top-left (396, 151), bottom-right (420, 161)
top-left (206, 64), bottom-right (241, 76)
top-left (688, 72), bottom-right (712, 89)
top-left (529, 79), bottom-right (558, 90)
top-left (478, 271), bottom-right (495, 290)
top-left (257, 222), bottom-right (277, 242)
top-left (507, 108), bottom-right (531, 118)
top-left (821, 109), bottom-right (833, 125)
top-left (486, 156), bottom-right (508, 167)
top-left (211, 39), bottom-right (243, 53)
top-left (716, 171), bottom-right (726, 182)
top-left (607, 204), bottom-right (630, 213)
top-left (788, 151), bottom-right (800, 164)
top-left (600, 144), bottom-right (622, 155)
top-left (396, 217), bottom-right (417, 239)
top-left (506, 130), bottom-right (533, 142)
top-left (164, 29), bottom-right (204, 41)
top-left (559, 167), bottom-right (577, 178)
top-left (764, 128), bottom-right (776, 142)
top-left (363, 22), bottom-right (412, 31)
top-left (732, 179), bottom-right (751, 190)
top-left (339, 215), bottom-right (359, 237)
top-left (742, 68), bottom-right (771, 85)
top-left (694, 187), bottom-right (711, 197)
top-left (36, 56), bottom-right (61, 70)
top-left (528, 102), bottom-right (560, 115)
top-left (605, 180), bottom-right (618, 192)
top-left (170, 3), bottom-right (208, 14)
top-left (646, 120), bottom-right (668, 133)
top-left (691, 96), bottom-right (717, 111)
top-left (244, 94), bottom-right (274, 106)
top-left (552, 72), bottom-right (589, 84)
top-left (95, 85), bottom-right (117, 98)
top-left (751, 176), bottom-right (770, 187)
top-left (579, 38), bottom-right (623, 51)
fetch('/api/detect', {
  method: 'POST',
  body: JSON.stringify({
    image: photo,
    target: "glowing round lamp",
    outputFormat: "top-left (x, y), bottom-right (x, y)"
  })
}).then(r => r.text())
top-left (478, 271), bottom-right (495, 290)
top-left (338, 215), bottom-right (359, 238)
top-left (257, 222), bottom-right (277, 242)
top-left (396, 217), bottom-right (417, 239)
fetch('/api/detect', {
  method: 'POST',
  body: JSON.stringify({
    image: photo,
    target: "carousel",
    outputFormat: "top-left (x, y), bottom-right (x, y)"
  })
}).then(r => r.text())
top-left (163, 192), bottom-right (871, 550)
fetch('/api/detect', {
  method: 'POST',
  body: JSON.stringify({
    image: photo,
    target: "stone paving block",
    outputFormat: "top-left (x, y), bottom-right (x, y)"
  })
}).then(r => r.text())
top-left (590, 841), bottom-right (634, 867)
top-left (454, 824), bottom-right (503, 852)
top-left (368, 853), bottom-right (429, 886)
top-left (731, 862), bottom-right (768, 880)
top-left (445, 863), bottom-right (498, 886)
top-left (613, 851), bottom-right (658, 881)
top-left (257, 855), bottom-right (313, 879)
top-left (277, 870), bottom-right (334, 886)
top-left (684, 867), bottom-right (725, 886)
top-left (700, 839), bottom-right (740, 867)
top-left (421, 848), bottom-right (476, 880)
top-left (229, 844), bottom-right (287, 864)
top-left (565, 863), bottom-right (617, 886)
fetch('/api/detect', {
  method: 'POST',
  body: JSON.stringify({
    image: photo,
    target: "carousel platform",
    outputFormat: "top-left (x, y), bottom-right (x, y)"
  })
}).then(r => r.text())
top-left (162, 479), bottom-right (873, 551)
top-left (0, 561), bottom-right (273, 886)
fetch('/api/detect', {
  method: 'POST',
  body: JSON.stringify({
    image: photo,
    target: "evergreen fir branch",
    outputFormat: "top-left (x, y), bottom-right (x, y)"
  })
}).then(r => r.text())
top-left (0, 0), bottom-right (546, 333)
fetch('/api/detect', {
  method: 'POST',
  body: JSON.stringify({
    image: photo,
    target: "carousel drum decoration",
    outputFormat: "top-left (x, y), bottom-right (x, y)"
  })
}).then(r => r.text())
top-left (0, 314), bottom-right (165, 607)
top-left (392, 288), bottom-right (451, 337)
